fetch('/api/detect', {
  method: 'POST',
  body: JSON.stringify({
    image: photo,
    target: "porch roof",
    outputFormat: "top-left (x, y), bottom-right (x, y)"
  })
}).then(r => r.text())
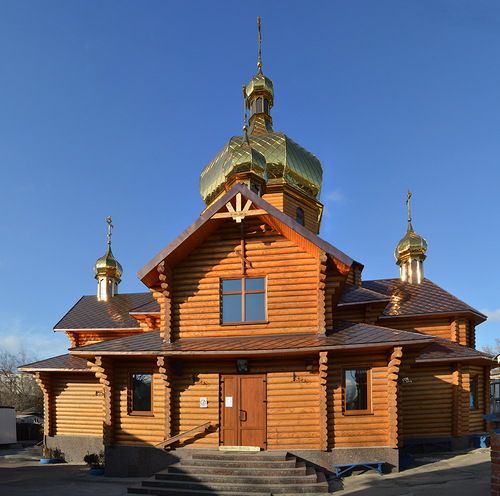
top-left (415, 338), bottom-right (494, 365)
top-left (69, 321), bottom-right (433, 357)
top-left (19, 354), bottom-right (91, 372)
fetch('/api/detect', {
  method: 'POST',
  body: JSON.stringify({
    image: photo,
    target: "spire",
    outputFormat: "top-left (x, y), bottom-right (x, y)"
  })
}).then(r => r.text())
top-left (244, 17), bottom-right (274, 135)
top-left (395, 191), bottom-right (428, 284)
top-left (406, 190), bottom-right (413, 231)
top-left (257, 16), bottom-right (263, 74)
top-left (94, 216), bottom-right (123, 301)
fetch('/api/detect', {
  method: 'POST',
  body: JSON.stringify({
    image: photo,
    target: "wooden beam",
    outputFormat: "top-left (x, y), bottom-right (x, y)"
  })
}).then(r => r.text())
top-left (319, 351), bottom-right (328, 451)
top-left (387, 346), bottom-right (403, 448)
top-left (157, 357), bottom-right (172, 440)
top-left (34, 372), bottom-right (52, 438)
top-left (88, 356), bottom-right (112, 445)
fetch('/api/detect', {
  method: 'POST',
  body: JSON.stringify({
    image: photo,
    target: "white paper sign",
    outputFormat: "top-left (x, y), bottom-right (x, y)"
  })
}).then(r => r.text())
top-left (225, 396), bottom-right (233, 407)
top-left (199, 397), bottom-right (208, 408)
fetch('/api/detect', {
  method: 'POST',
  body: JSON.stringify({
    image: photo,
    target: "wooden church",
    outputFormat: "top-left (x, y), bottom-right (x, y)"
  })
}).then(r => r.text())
top-left (21, 20), bottom-right (493, 486)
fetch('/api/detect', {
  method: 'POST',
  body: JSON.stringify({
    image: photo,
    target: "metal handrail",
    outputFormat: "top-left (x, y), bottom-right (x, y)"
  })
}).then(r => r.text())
top-left (154, 421), bottom-right (217, 450)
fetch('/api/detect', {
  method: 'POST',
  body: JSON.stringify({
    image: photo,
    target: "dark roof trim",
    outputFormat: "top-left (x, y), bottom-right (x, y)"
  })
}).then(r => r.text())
top-left (70, 338), bottom-right (432, 357)
top-left (55, 328), bottom-right (141, 332)
top-left (379, 310), bottom-right (487, 322)
top-left (137, 183), bottom-right (356, 283)
top-left (415, 356), bottom-right (495, 364)
top-left (337, 299), bottom-right (390, 308)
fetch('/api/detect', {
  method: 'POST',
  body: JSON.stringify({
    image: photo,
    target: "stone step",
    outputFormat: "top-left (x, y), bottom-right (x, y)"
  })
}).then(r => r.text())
top-left (180, 458), bottom-right (297, 469)
top-left (165, 465), bottom-right (309, 477)
top-left (129, 488), bottom-right (270, 496)
top-left (156, 473), bottom-right (319, 485)
top-left (140, 479), bottom-right (329, 494)
top-left (190, 452), bottom-right (289, 462)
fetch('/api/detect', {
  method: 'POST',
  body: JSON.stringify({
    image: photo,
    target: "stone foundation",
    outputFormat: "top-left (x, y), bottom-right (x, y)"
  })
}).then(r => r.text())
top-left (46, 435), bottom-right (103, 463)
top-left (492, 431), bottom-right (500, 496)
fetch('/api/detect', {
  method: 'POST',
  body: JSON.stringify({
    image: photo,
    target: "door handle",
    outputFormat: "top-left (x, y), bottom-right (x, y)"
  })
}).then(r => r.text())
top-left (239, 410), bottom-right (247, 422)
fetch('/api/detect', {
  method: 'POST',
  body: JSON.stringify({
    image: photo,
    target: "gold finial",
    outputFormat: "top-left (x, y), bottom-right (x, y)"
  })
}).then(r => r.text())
top-left (106, 216), bottom-right (113, 248)
top-left (257, 16), bottom-right (263, 74)
top-left (406, 190), bottom-right (413, 231)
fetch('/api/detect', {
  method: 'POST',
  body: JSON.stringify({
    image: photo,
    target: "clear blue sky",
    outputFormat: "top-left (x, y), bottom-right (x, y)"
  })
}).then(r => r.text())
top-left (0, 1), bottom-right (499, 359)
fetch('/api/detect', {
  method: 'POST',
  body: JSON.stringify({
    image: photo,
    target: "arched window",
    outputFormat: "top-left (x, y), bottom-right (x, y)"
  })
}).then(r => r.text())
top-left (256, 97), bottom-right (263, 113)
top-left (296, 207), bottom-right (305, 226)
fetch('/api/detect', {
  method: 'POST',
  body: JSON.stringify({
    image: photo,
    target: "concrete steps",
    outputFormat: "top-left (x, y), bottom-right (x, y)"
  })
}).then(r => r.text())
top-left (128, 450), bottom-right (330, 495)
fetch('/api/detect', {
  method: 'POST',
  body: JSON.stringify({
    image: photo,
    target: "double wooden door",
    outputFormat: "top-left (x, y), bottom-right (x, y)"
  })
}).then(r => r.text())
top-left (221, 374), bottom-right (266, 449)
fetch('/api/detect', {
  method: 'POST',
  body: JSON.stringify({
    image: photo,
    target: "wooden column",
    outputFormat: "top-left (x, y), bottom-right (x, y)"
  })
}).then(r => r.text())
top-left (387, 347), bottom-right (403, 448)
top-left (157, 261), bottom-right (172, 343)
top-left (451, 363), bottom-right (469, 436)
top-left (319, 351), bottom-right (328, 451)
top-left (317, 252), bottom-right (327, 335)
top-left (157, 357), bottom-right (172, 440)
top-left (34, 372), bottom-right (52, 438)
top-left (484, 366), bottom-right (491, 419)
top-left (88, 356), bottom-right (113, 445)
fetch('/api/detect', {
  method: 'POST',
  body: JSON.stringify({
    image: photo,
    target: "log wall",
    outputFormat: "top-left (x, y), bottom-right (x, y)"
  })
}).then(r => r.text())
top-left (328, 353), bottom-right (389, 448)
top-left (67, 329), bottom-right (147, 347)
top-left (51, 373), bottom-right (103, 437)
top-left (468, 365), bottom-right (486, 433)
top-left (171, 218), bottom-right (323, 339)
top-left (400, 365), bottom-right (454, 438)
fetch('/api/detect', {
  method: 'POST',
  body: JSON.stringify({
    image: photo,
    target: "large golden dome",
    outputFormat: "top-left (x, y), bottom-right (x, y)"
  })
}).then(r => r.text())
top-left (94, 246), bottom-right (123, 282)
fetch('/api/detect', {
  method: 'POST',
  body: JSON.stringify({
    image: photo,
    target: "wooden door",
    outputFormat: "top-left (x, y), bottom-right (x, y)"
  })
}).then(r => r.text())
top-left (221, 374), bottom-right (266, 448)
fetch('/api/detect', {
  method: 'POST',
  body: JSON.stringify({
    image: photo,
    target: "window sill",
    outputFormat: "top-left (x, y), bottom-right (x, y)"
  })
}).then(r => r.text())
top-left (342, 411), bottom-right (373, 416)
top-left (128, 412), bottom-right (154, 417)
top-left (221, 320), bottom-right (268, 326)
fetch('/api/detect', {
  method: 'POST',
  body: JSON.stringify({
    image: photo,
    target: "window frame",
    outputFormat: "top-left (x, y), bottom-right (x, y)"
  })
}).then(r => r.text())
top-left (128, 371), bottom-right (154, 416)
top-left (470, 374), bottom-right (479, 410)
top-left (296, 207), bottom-right (305, 226)
top-left (342, 367), bottom-right (372, 416)
top-left (220, 276), bottom-right (267, 325)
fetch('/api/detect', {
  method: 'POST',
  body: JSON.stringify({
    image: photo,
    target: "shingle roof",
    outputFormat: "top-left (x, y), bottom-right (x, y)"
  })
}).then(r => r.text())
top-left (54, 293), bottom-right (155, 330)
top-left (19, 354), bottom-right (90, 372)
top-left (70, 321), bottom-right (432, 356)
top-left (362, 279), bottom-right (486, 321)
top-left (129, 299), bottom-right (161, 314)
top-left (415, 338), bottom-right (494, 364)
top-left (338, 284), bottom-right (391, 306)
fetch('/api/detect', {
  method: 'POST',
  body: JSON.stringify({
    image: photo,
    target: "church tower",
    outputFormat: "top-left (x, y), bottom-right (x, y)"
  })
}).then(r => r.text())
top-left (199, 18), bottom-right (324, 233)
top-left (94, 216), bottom-right (122, 301)
top-left (394, 191), bottom-right (427, 284)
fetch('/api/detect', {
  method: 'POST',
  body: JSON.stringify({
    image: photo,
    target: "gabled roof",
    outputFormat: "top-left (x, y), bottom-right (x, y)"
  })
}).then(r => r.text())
top-left (138, 183), bottom-right (357, 287)
top-left (19, 354), bottom-right (90, 372)
top-left (362, 278), bottom-right (486, 322)
top-left (70, 321), bottom-right (432, 357)
top-left (338, 284), bottom-right (391, 306)
top-left (415, 338), bottom-right (494, 364)
top-left (54, 293), bottom-right (156, 331)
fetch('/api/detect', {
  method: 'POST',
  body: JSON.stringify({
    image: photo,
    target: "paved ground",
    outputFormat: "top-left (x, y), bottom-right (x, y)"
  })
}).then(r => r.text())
top-left (0, 447), bottom-right (491, 495)
top-left (334, 448), bottom-right (490, 495)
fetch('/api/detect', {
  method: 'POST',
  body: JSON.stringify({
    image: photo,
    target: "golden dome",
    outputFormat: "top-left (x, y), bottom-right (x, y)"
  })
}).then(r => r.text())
top-left (245, 73), bottom-right (274, 104)
top-left (200, 131), bottom-right (323, 205)
top-left (394, 222), bottom-right (427, 264)
top-left (226, 137), bottom-right (267, 178)
top-left (94, 246), bottom-right (123, 281)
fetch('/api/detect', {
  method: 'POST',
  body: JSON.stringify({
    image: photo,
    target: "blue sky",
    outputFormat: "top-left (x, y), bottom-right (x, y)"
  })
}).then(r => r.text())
top-left (0, 1), bottom-right (498, 359)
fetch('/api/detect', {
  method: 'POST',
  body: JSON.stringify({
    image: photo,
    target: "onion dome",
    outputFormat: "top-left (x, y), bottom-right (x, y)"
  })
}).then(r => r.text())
top-left (394, 223), bottom-right (428, 264)
top-left (94, 217), bottom-right (122, 301)
top-left (94, 245), bottom-right (123, 282)
top-left (394, 192), bottom-right (427, 285)
top-left (225, 136), bottom-right (267, 179)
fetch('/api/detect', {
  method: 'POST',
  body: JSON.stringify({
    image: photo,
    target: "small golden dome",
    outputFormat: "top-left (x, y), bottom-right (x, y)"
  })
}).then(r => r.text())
top-left (94, 246), bottom-right (123, 281)
top-left (245, 73), bottom-right (274, 104)
top-left (394, 223), bottom-right (427, 264)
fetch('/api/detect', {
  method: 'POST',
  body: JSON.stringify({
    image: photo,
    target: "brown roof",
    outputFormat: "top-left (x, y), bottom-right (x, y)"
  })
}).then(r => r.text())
top-left (362, 279), bottom-right (486, 322)
top-left (54, 293), bottom-right (156, 330)
top-left (137, 183), bottom-right (358, 287)
top-left (70, 321), bottom-right (432, 356)
top-left (338, 284), bottom-right (391, 306)
top-left (415, 338), bottom-right (494, 364)
top-left (19, 354), bottom-right (90, 372)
